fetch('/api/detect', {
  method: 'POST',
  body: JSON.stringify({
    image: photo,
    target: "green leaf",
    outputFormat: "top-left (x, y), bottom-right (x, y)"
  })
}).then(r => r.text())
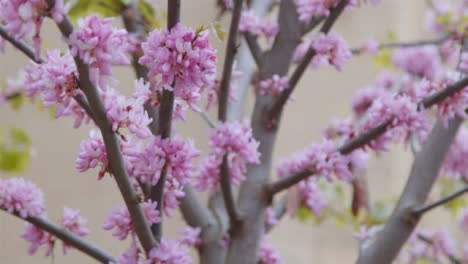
top-left (0, 149), bottom-right (30, 173)
top-left (212, 23), bottom-right (226, 41)
top-left (366, 200), bottom-right (393, 225)
top-left (10, 128), bottom-right (31, 148)
top-left (68, 0), bottom-right (124, 23)
top-left (9, 94), bottom-right (24, 111)
top-left (372, 49), bottom-right (394, 68)
top-left (138, 0), bottom-right (161, 29)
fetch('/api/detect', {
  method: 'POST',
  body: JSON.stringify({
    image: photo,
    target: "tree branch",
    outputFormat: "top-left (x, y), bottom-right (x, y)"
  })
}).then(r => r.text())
top-left (413, 185), bottom-right (468, 215)
top-left (218, 0), bottom-right (244, 121)
top-left (220, 155), bottom-right (241, 226)
top-left (351, 35), bottom-right (450, 55)
top-left (267, 76), bottom-right (468, 195)
top-left (4, 211), bottom-right (116, 263)
top-left (417, 234), bottom-right (462, 264)
top-left (149, 0), bottom-right (181, 241)
top-left (0, 25), bottom-right (43, 63)
top-left (268, 0), bottom-right (350, 124)
top-left (243, 33), bottom-right (263, 69)
top-left (49, 10), bottom-right (157, 253)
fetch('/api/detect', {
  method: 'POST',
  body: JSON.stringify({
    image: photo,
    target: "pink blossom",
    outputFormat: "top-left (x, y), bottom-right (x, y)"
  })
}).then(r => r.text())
top-left (265, 207), bottom-right (279, 228)
top-left (103, 200), bottom-right (161, 240)
top-left (67, 14), bottom-right (131, 88)
top-left (362, 39), bottom-right (379, 55)
top-left (125, 134), bottom-right (200, 187)
top-left (0, 0), bottom-right (69, 58)
top-left (299, 178), bottom-right (328, 216)
top-left (112, 238), bottom-right (141, 264)
top-left (178, 226), bottom-right (202, 247)
top-left (102, 88), bottom-right (152, 139)
top-left (144, 238), bottom-right (192, 264)
top-left (258, 75), bottom-right (290, 96)
top-left (258, 240), bottom-right (283, 264)
top-left (460, 52), bottom-right (468, 73)
top-left (75, 129), bottom-right (109, 179)
top-left (139, 24), bottom-right (217, 110)
top-left (162, 178), bottom-right (185, 216)
top-left (196, 120), bottom-right (260, 193)
top-left (239, 11), bottom-right (279, 41)
top-left (353, 225), bottom-right (381, 248)
top-left (21, 222), bottom-right (54, 257)
top-left (458, 206), bottom-right (468, 232)
top-left (294, 0), bottom-right (338, 22)
top-left (61, 207), bottom-right (89, 254)
top-left (0, 178), bottom-right (45, 218)
top-left (132, 78), bottom-right (153, 105)
top-left (441, 127), bottom-right (468, 179)
top-left (204, 69), bottom-right (241, 110)
top-left (392, 46), bottom-right (442, 81)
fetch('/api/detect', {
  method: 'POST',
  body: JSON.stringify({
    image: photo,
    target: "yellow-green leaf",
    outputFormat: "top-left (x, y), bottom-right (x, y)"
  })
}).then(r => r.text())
top-left (9, 94), bottom-right (24, 111)
top-left (213, 23), bottom-right (226, 41)
top-left (372, 49), bottom-right (394, 68)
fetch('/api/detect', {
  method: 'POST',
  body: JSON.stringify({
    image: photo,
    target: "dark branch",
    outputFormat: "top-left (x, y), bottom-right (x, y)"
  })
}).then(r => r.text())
top-left (0, 25), bottom-right (43, 63)
top-left (218, 0), bottom-right (244, 121)
top-left (417, 234), bottom-right (462, 264)
top-left (351, 35), bottom-right (450, 55)
top-left (413, 185), bottom-right (468, 215)
top-left (267, 76), bottom-right (468, 195)
top-left (268, 0), bottom-right (350, 124)
top-left (243, 33), bottom-right (263, 69)
top-left (5, 211), bottom-right (116, 263)
top-left (220, 155), bottom-right (241, 225)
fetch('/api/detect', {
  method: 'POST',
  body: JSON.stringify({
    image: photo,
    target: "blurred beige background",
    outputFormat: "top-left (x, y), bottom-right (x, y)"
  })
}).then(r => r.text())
top-left (0, 0), bottom-right (457, 263)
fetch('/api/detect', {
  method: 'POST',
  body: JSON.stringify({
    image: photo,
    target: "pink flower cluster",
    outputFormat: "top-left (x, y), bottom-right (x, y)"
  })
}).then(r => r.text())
top-left (61, 207), bottom-right (90, 254)
top-left (0, 0), bottom-right (69, 58)
top-left (139, 24), bottom-right (217, 110)
top-left (298, 178), bottom-right (328, 216)
top-left (112, 238), bottom-right (141, 264)
top-left (294, 0), bottom-right (338, 22)
top-left (258, 75), bottom-right (290, 96)
top-left (103, 200), bottom-right (161, 240)
top-left (441, 127), bottom-right (468, 179)
top-left (144, 238), bottom-right (192, 264)
top-left (125, 134), bottom-right (200, 187)
top-left (459, 52), bottom-right (468, 73)
top-left (178, 226), bottom-right (202, 247)
top-left (294, 32), bottom-right (351, 71)
top-left (239, 11), bottom-right (279, 41)
top-left (258, 240), bottom-right (283, 264)
top-left (21, 207), bottom-right (89, 257)
top-left (68, 14), bottom-right (132, 88)
top-left (0, 178), bottom-right (44, 218)
top-left (392, 46), bottom-right (442, 81)
top-left (265, 207), bottom-right (279, 228)
top-left (399, 228), bottom-right (458, 263)
top-left (75, 129), bottom-right (108, 179)
top-left (13, 50), bottom-right (91, 128)
top-left (196, 120), bottom-right (260, 193)
top-left (102, 88), bottom-right (152, 139)
top-left (459, 206), bottom-right (468, 232)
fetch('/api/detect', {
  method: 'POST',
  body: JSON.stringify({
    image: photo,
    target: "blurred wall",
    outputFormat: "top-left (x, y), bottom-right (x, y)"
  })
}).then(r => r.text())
top-left (0, 1), bottom-right (451, 263)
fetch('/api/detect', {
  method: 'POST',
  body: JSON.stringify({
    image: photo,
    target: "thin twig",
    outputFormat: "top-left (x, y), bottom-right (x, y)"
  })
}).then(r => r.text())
top-left (220, 155), bottom-right (241, 225)
top-left (0, 26), bottom-right (43, 63)
top-left (413, 185), bottom-right (468, 215)
top-left (200, 109), bottom-right (216, 128)
top-left (267, 76), bottom-right (468, 195)
top-left (4, 211), bottom-right (116, 263)
top-left (417, 234), bottom-right (462, 264)
top-left (49, 5), bottom-right (157, 252)
top-left (243, 33), bottom-right (263, 69)
top-left (351, 35), bottom-right (450, 55)
top-left (268, 0), bottom-right (350, 124)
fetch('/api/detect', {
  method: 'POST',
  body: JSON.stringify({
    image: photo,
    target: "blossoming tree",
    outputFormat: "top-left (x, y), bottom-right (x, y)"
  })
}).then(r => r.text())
top-left (1, 0), bottom-right (468, 263)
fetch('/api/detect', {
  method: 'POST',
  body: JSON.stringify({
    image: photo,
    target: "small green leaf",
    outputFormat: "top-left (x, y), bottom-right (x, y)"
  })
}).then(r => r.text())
top-left (0, 149), bottom-right (30, 173)
top-left (9, 94), bottom-right (24, 111)
top-left (138, 0), bottom-right (161, 29)
top-left (10, 128), bottom-right (31, 148)
top-left (372, 49), bottom-right (394, 68)
top-left (212, 23), bottom-right (226, 41)
top-left (68, 0), bottom-right (123, 23)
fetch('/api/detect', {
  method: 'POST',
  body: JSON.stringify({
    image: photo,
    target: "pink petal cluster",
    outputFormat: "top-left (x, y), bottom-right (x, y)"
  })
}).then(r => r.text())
top-left (178, 226), bottom-right (202, 247)
top-left (15, 50), bottom-right (91, 128)
top-left (162, 179), bottom-right (186, 216)
top-left (239, 11), bottom-right (279, 41)
top-left (0, 177), bottom-right (45, 218)
top-left (362, 39), bottom-right (379, 55)
top-left (103, 200), bottom-right (161, 240)
top-left (112, 238), bottom-right (141, 264)
top-left (0, 0), bottom-right (69, 58)
top-left (21, 222), bottom-right (54, 257)
top-left (144, 238), bottom-right (192, 264)
top-left (102, 88), bottom-right (152, 139)
top-left (458, 206), bottom-right (468, 232)
top-left (196, 120), bottom-right (260, 193)
top-left (139, 24), bottom-right (217, 110)
top-left (392, 46), bottom-right (442, 81)
top-left (75, 129), bottom-right (109, 179)
top-left (294, 0), bottom-right (338, 22)
top-left (258, 75), bottom-right (290, 96)
top-left (125, 135), bottom-right (200, 187)
top-left (441, 127), bottom-right (468, 179)
top-left (295, 32), bottom-right (351, 71)
top-left (399, 228), bottom-right (457, 263)
top-left (204, 68), bottom-right (241, 110)
top-left (459, 52), bottom-right (468, 73)
top-left (68, 14), bottom-right (131, 88)
top-left (298, 178), bottom-right (328, 216)
top-left (61, 207), bottom-right (89, 254)
top-left (258, 240), bottom-right (283, 264)
top-left (265, 207), bottom-right (279, 228)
